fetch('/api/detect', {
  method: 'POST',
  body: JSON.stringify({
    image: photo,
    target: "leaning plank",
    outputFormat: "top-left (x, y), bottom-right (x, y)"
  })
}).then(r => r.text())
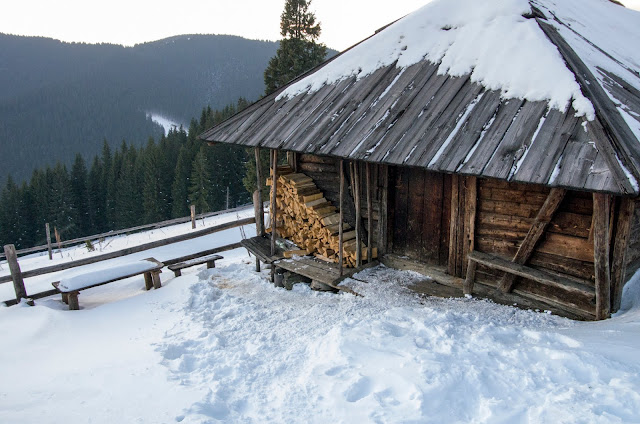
top-left (498, 188), bottom-right (566, 293)
top-left (469, 251), bottom-right (594, 299)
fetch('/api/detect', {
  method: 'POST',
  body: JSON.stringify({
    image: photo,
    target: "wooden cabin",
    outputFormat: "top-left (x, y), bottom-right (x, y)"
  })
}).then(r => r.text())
top-left (200, 0), bottom-right (640, 320)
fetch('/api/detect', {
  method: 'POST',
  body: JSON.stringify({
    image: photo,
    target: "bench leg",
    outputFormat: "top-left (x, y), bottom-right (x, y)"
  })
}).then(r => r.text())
top-left (68, 292), bottom-right (80, 310)
top-left (61, 293), bottom-right (69, 305)
top-left (144, 272), bottom-right (154, 291)
top-left (255, 258), bottom-right (261, 272)
top-left (151, 271), bottom-right (162, 289)
top-left (173, 269), bottom-right (182, 277)
top-left (206, 260), bottom-right (216, 269)
top-left (463, 259), bottom-right (477, 296)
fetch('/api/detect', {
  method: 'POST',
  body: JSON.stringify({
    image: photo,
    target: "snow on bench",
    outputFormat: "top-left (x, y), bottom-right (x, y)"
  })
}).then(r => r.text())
top-left (167, 254), bottom-right (223, 277)
top-left (52, 258), bottom-right (164, 310)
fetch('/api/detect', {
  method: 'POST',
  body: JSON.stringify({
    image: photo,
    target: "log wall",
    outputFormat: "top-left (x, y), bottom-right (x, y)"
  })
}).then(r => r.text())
top-left (474, 178), bottom-right (598, 316)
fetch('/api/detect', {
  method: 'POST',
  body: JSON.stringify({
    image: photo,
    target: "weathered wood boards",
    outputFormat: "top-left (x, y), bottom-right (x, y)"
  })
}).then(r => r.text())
top-left (498, 188), bottom-right (566, 293)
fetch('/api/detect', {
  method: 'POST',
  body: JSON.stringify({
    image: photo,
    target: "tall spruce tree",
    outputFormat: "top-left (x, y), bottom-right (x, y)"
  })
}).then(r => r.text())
top-left (264, 0), bottom-right (327, 94)
top-left (189, 147), bottom-right (213, 213)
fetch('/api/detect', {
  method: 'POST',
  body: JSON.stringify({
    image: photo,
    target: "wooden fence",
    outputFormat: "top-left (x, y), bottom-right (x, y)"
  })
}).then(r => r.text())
top-left (2, 215), bottom-right (256, 306)
top-left (0, 203), bottom-right (252, 260)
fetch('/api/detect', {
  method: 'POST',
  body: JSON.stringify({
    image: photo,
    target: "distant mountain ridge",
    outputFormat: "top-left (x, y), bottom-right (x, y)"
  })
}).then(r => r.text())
top-left (0, 33), bottom-right (279, 182)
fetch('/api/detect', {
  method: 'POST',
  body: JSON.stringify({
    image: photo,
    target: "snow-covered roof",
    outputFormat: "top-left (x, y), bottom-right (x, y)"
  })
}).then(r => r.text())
top-left (201, 0), bottom-right (640, 195)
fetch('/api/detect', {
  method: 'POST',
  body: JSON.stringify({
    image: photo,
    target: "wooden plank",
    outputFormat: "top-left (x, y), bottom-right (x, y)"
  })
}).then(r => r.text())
top-left (366, 162), bottom-right (373, 263)
top-left (407, 168), bottom-right (426, 259)
top-left (593, 193), bottom-right (611, 320)
top-left (537, 232), bottom-right (594, 263)
top-left (498, 188), bottom-right (566, 292)
top-left (462, 177), bottom-right (477, 275)
top-left (255, 147), bottom-right (265, 236)
top-left (612, 197), bottom-right (635, 312)
top-left (0, 217), bottom-right (254, 286)
top-left (448, 174), bottom-right (460, 276)
top-left (458, 98), bottom-right (525, 175)
top-left (3, 245), bottom-right (27, 302)
top-left (270, 150), bottom-right (278, 260)
top-left (423, 171), bottom-right (443, 263)
top-left (378, 165), bottom-right (389, 255)
top-left (482, 101), bottom-right (548, 179)
top-left (433, 90), bottom-right (504, 172)
top-left (470, 251), bottom-right (594, 298)
top-left (354, 162), bottom-right (362, 267)
top-left (339, 160), bottom-right (345, 276)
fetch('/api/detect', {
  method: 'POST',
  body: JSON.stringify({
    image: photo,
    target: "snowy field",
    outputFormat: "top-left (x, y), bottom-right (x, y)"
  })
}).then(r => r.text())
top-left (1, 207), bottom-right (640, 423)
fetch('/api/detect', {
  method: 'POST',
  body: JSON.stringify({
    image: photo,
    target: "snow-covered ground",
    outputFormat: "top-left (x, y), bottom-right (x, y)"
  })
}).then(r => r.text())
top-left (1, 207), bottom-right (640, 423)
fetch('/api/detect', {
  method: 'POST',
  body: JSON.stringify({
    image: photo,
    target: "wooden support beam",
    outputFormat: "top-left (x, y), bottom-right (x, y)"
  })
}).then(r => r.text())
top-left (339, 160), bottom-right (345, 276)
top-left (46, 223), bottom-right (53, 260)
top-left (190, 205), bottom-right (196, 229)
top-left (463, 259), bottom-right (477, 295)
top-left (366, 162), bottom-right (373, 263)
top-left (448, 175), bottom-right (460, 276)
top-left (378, 165), bottom-right (389, 256)
top-left (4, 244), bottom-right (27, 302)
top-left (271, 149), bottom-right (278, 258)
top-left (611, 197), bottom-right (634, 313)
top-left (462, 177), bottom-right (477, 275)
top-left (354, 162), bottom-right (362, 267)
top-left (593, 193), bottom-right (611, 320)
top-left (255, 147), bottom-right (265, 236)
top-left (498, 188), bottom-right (567, 293)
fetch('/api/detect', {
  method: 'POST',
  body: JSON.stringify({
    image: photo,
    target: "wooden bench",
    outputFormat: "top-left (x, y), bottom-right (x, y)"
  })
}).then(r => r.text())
top-left (52, 258), bottom-right (164, 310)
top-left (464, 251), bottom-right (594, 301)
top-left (167, 254), bottom-right (223, 277)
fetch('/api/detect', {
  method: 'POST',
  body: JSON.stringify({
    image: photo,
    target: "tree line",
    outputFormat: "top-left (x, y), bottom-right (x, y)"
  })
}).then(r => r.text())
top-left (0, 100), bottom-right (252, 249)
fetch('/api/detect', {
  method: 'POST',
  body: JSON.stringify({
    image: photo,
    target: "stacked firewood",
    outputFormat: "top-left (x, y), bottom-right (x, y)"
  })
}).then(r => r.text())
top-left (267, 166), bottom-right (376, 267)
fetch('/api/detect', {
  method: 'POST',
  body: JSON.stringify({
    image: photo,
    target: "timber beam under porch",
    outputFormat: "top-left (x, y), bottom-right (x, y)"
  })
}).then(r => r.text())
top-left (381, 254), bottom-right (595, 321)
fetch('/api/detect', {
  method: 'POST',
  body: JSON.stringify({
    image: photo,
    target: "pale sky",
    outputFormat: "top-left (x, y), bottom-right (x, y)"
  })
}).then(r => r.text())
top-left (2, 0), bottom-right (639, 51)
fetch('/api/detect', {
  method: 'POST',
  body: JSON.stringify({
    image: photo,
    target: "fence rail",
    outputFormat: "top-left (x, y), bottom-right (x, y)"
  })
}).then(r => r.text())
top-left (1, 216), bottom-right (255, 286)
top-left (0, 203), bottom-right (252, 260)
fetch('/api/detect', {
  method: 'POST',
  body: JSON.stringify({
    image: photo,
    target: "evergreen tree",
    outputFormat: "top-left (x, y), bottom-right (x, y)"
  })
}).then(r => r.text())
top-left (70, 154), bottom-right (90, 236)
top-left (88, 156), bottom-right (104, 233)
top-left (189, 147), bottom-right (213, 213)
top-left (264, 0), bottom-right (327, 94)
top-left (171, 146), bottom-right (192, 218)
top-left (142, 138), bottom-right (163, 224)
top-left (49, 163), bottom-right (75, 241)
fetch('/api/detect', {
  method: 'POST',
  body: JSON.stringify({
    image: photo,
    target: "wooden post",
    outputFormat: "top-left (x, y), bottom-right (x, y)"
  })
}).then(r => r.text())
top-left (255, 147), bottom-right (265, 236)
top-left (448, 175), bottom-right (460, 276)
top-left (68, 292), bottom-right (80, 310)
top-left (498, 188), bottom-right (566, 293)
top-left (271, 149), bottom-right (278, 257)
top-left (366, 162), bottom-right (373, 263)
top-left (4, 244), bottom-right (27, 302)
top-left (151, 270), bottom-right (162, 289)
top-left (46, 223), bottom-right (53, 260)
top-left (378, 165), bottom-right (389, 256)
top-left (226, 186), bottom-right (230, 210)
top-left (463, 259), bottom-right (477, 295)
top-left (54, 227), bottom-right (62, 250)
top-left (144, 272), bottom-right (154, 290)
top-left (462, 177), bottom-right (477, 275)
top-left (611, 197), bottom-right (634, 313)
top-left (253, 190), bottom-right (264, 236)
top-left (593, 193), bottom-right (611, 320)
top-left (190, 205), bottom-right (196, 229)
top-left (354, 162), bottom-right (362, 267)
top-left (339, 160), bottom-right (345, 276)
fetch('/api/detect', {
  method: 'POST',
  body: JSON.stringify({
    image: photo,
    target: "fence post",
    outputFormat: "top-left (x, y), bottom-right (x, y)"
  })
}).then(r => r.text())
top-left (46, 223), bottom-right (53, 260)
top-left (4, 244), bottom-right (27, 302)
top-left (190, 205), bottom-right (196, 229)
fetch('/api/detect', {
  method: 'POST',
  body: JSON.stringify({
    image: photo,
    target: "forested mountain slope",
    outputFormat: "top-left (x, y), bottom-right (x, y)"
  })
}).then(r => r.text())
top-left (0, 34), bottom-right (279, 182)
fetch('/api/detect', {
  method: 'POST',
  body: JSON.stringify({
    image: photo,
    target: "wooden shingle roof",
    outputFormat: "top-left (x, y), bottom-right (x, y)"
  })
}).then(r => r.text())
top-left (201, 0), bottom-right (640, 196)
